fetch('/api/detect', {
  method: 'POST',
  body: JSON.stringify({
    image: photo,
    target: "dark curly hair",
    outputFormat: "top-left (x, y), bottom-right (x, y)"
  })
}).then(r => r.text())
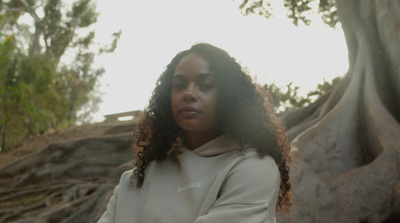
top-left (133, 42), bottom-right (291, 211)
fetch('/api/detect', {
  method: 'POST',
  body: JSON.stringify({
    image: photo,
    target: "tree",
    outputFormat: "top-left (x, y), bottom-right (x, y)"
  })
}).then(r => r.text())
top-left (263, 77), bottom-right (340, 113)
top-left (0, 0), bottom-right (120, 151)
top-left (264, 82), bottom-right (312, 112)
top-left (240, 0), bottom-right (400, 222)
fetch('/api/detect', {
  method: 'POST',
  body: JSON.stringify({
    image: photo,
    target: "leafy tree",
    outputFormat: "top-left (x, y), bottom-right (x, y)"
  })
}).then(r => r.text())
top-left (264, 77), bottom-right (341, 113)
top-left (306, 76), bottom-right (341, 98)
top-left (240, 0), bottom-right (400, 222)
top-left (0, 0), bottom-right (120, 151)
top-left (265, 82), bottom-right (311, 112)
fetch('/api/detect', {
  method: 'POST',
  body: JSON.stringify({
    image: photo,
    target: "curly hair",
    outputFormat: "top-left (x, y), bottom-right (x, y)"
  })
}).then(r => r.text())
top-left (133, 42), bottom-right (291, 211)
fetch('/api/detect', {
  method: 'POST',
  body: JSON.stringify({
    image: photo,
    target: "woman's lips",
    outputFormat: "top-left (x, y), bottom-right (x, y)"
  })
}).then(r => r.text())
top-left (179, 106), bottom-right (201, 117)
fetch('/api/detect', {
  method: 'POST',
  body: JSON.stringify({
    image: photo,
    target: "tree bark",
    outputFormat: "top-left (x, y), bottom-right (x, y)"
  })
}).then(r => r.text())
top-left (279, 0), bottom-right (400, 222)
top-left (0, 121), bottom-right (137, 223)
top-left (0, 121), bottom-right (7, 151)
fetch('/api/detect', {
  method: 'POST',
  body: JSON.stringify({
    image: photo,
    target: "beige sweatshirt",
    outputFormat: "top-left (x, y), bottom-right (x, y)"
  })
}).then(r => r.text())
top-left (98, 135), bottom-right (280, 223)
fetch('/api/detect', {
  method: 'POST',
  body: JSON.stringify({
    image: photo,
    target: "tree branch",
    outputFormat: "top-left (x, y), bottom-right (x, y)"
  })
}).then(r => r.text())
top-left (2, 7), bottom-right (25, 12)
top-left (18, 0), bottom-right (49, 55)
top-left (18, 0), bottom-right (40, 24)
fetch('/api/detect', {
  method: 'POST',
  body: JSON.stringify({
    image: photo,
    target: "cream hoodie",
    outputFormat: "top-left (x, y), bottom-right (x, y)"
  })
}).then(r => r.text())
top-left (98, 135), bottom-right (280, 223)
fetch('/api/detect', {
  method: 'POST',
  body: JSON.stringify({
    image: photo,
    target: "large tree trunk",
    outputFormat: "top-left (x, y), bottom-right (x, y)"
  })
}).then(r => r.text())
top-left (279, 0), bottom-right (400, 222)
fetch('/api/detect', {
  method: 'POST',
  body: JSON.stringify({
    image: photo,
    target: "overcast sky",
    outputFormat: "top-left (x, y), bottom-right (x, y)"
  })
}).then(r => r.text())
top-left (91, 0), bottom-right (348, 122)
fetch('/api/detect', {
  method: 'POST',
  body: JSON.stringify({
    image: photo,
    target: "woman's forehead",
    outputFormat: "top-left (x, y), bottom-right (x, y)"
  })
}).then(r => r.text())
top-left (173, 53), bottom-right (211, 75)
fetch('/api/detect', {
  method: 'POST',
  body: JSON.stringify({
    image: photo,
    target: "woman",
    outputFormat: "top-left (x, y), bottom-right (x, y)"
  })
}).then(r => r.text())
top-left (98, 43), bottom-right (291, 223)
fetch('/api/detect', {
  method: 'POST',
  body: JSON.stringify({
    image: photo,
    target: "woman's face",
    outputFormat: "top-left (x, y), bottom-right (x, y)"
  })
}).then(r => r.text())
top-left (171, 53), bottom-right (220, 136)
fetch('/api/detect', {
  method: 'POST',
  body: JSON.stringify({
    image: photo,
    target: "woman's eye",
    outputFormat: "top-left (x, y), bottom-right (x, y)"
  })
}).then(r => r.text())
top-left (199, 82), bottom-right (213, 91)
top-left (172, 83), bottom-right (186, 90)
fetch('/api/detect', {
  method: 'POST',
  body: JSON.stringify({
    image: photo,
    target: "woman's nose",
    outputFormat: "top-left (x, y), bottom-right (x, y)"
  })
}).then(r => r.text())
top-left (183, 83), bottom-right (197, 101)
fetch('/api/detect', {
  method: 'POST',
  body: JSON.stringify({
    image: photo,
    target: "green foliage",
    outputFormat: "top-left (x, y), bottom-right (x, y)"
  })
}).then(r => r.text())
top-left (265, 82), bottom-right (311, 112)
top-left (99, 31), bottom-right (122, 54)
top-left (238, 0), bottom-right (339, 28)
top-left (318, 0), bottom-right (338, 27)
top-left (264, 77), bottom-right (341, 113)
top-left (0, 0), bottom-right (120, 151)
top-left (239, 0), bottom-right (273, 18)
top-left (238, 0), bottom-right (341, 111)
top-left (307, 76), bottom-right (341, 98)
top-left (284, 0), bottom-right (313, 26)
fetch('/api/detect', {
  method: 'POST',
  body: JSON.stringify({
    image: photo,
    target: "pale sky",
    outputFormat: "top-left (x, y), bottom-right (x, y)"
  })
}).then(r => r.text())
top-left (91, 0), bottom-right (348, 122)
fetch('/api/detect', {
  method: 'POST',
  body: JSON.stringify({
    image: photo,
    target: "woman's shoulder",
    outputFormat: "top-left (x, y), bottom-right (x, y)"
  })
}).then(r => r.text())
top-left (231, 148), bottom-right (279, 181)
top-left (116, 168), bottom-right (135, 188)
top-left (217, 149), bottom-right (280, 205)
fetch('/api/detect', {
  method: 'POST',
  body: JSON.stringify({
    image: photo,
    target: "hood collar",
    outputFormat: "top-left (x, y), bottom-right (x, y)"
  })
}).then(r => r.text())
top-left (175, 135), bottom-right (242, 157)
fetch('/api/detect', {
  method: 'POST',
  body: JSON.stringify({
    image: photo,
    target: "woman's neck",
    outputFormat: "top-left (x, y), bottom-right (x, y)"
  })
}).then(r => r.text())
top-left (184, 131), bottom-right (222, 150)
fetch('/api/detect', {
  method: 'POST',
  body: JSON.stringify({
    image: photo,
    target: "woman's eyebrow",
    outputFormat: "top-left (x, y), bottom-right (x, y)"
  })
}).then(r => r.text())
top-left (197, 73), bottom-right (215, 79)
top-left (172, 74), bottom-right (186, 79)
top-left (172, 73), bottom-right (214, 79)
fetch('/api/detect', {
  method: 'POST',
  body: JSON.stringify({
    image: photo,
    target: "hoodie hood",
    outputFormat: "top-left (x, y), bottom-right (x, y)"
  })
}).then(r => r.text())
top-left (175, 135), bottom-right (242, 157)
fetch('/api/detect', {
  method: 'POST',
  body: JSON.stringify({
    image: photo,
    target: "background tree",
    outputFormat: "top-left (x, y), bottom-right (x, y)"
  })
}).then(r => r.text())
top-left (264, 82), bottom-right (312, 112)
top-left (0, 0), bottom-right (120, 151)
top-left (240, 0), bottom-right (400, 222)
top-left (263, 77), bottom-right (340, 113)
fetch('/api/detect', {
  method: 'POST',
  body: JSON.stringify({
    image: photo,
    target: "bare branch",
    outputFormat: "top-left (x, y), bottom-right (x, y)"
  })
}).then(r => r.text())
top-left (18, 0), bottom-right (41, 24)
top-left (17, 0), bottom-right (50, 55)
top-left (2, 7), bottom-right (25, 12)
